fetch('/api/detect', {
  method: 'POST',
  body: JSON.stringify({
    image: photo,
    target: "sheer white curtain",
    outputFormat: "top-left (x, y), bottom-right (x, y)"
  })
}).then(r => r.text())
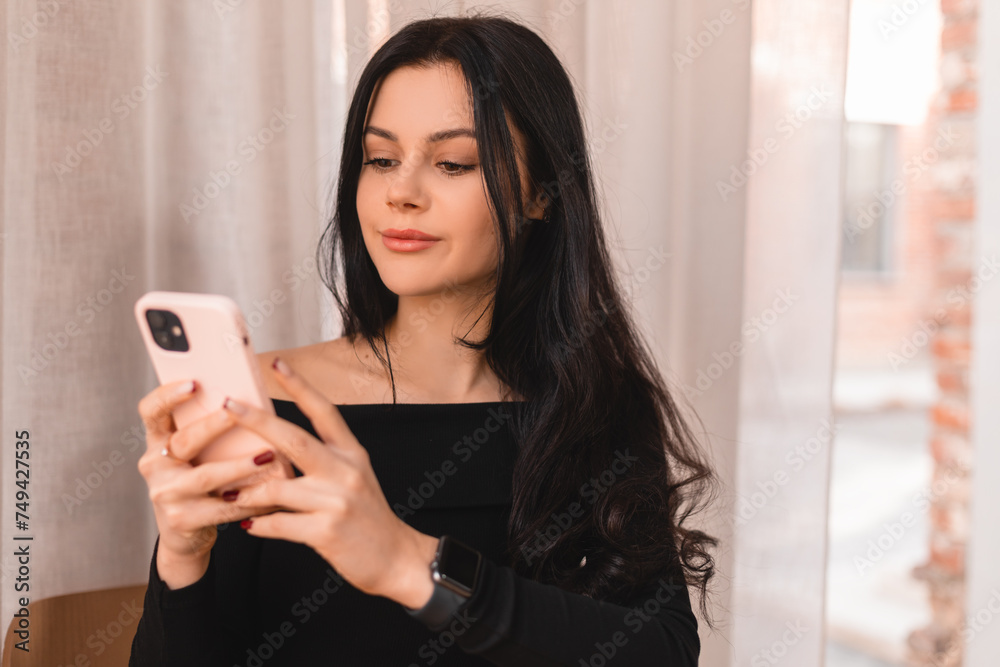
top-left (0, 1), bottom-right (848, 664)
top-left (0, 0), bottom-right (334, 644)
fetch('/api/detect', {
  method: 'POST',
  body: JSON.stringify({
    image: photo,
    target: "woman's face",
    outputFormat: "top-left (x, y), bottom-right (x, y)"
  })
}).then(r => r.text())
top-left (356, 61), bottom-right (531, 298)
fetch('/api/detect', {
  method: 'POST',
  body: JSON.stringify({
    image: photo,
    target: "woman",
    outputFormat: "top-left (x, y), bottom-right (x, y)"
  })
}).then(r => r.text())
top-left (130, 13), bottom-right (718, 666)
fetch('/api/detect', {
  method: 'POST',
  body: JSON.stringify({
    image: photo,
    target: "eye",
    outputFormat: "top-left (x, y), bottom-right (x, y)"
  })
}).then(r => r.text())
top-left (438, 161), bottom-right (476, 177)
top-left (361, 157), bottom-right (476, 177)
top-left (362, 158), bottom-right (395, 173)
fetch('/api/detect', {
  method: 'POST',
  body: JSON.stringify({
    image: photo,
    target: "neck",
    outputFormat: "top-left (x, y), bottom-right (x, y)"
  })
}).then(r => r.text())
top-left (377, 291), bottom-right (505, 403)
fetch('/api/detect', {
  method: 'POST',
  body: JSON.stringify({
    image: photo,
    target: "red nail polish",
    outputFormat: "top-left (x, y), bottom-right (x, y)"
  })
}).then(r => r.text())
top-left (222, 490), bottom-right (239, 502)
top-left (241, 519), bottom-right (253, 529)
top-left (254, 450), bottom-right (274, 465)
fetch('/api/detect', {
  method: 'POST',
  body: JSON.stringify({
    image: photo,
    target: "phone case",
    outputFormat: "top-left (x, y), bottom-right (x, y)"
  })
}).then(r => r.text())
top-left (134, 290), bottom-right (278, 468)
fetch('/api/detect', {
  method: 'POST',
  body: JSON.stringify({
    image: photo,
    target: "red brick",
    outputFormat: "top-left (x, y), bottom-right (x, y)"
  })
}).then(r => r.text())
top-left (931, 403), bottom-right (970, 433)
top-left (945, 89), bottom-right (978, 112)
top-left (936, 303), bottom-right (972, 327)
top-left (932, 336), bottom-right (971, 364)
top-left (935, 369), bottom-right (968, 394)
top-left (930, 541), bottom-right (965, 577)
top-left (940, 0), bottom-right (975, 17)
top-left (931, 506), bottom-right (952, 533)
top-left (930, 195), bottom-right (976, 220)
top-left (942, 19), bottom-right (977, 51)
top-left (930, 434), bottom-right (972, 470)
top-left (935, 269), bottom-right (973, 291)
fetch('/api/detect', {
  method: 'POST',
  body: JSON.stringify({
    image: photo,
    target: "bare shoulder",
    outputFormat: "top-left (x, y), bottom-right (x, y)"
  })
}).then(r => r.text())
top-left (256, 336), bottom-right (380, 404)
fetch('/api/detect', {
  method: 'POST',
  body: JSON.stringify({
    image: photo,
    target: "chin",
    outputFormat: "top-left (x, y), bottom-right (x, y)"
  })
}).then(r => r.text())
top-left (376, 272), bottom-right (448, 297)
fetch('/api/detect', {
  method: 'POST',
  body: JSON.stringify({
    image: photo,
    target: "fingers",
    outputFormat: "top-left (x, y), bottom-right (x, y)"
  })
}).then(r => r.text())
top-left (222, 398), bottom-right (332, 476)
top-left (239, 509), bottom-right (313, 545)
top-left (233, 475), bottom-right (328, 513)
top-left (167, 408), bottom-right (238, 463)
top-left (165, 499), bottom-right (284, 553)
top-left (175, 448), bottom-right (282, 497)
top-left (137, 379), bottom-right (197, 452)
top-left (269, 358), bottom-right (356, 450)
top-left (222, 357), bottom-right (366, 475)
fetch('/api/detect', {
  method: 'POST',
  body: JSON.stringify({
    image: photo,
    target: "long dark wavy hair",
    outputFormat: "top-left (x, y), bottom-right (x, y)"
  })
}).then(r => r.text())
top-left (316, 13), bottom-right (720, 625)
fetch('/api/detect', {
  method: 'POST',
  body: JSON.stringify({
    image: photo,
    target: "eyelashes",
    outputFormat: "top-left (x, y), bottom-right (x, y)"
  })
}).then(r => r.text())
top-left (362, 158), bottom-right (476, 178)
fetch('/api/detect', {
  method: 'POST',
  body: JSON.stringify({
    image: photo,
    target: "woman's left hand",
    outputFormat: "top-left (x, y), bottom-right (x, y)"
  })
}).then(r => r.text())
top-left (222, 357), bottom-right (438, 610)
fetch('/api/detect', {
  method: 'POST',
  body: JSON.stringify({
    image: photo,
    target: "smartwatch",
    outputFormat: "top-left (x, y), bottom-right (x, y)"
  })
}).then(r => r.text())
top-left (405, 535), bottom-right (482, 628)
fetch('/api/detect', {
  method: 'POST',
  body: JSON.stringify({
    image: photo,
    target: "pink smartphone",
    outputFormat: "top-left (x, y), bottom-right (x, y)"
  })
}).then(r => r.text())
top-left (134, 291), bottom-right (293, 486)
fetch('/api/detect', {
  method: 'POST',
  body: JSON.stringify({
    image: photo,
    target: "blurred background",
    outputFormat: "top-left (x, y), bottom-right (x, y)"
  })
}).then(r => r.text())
top-left (1, 0), bottom-right (998, 665)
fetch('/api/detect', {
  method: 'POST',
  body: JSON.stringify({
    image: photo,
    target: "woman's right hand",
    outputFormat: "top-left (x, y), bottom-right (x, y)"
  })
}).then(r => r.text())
top-left (136, 379), bottom-right (284, 588)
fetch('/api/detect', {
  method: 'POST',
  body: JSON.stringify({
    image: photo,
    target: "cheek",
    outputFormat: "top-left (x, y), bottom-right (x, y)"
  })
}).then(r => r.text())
top-left (449, 182), bottom-right (496, 250)
top-left (356, 174), bottom-right (378, 217)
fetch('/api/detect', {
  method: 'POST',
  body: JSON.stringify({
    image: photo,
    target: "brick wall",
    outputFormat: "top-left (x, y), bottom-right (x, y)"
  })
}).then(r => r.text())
top-left (905, 0), bottom-right (978, 665)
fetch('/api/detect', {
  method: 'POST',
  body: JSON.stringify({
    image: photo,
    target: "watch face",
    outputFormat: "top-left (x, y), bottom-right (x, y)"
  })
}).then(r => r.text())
top-left (436, 536), bottom-right (481, 595)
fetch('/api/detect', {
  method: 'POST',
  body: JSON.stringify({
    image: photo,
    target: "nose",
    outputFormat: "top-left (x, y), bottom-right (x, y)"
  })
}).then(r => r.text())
top-left (384, 150), bottom-right (429, 211)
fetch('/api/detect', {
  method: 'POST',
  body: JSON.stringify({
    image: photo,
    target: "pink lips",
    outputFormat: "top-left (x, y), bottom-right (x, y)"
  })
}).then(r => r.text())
top-left (381, 228), bottom-right (440, 252)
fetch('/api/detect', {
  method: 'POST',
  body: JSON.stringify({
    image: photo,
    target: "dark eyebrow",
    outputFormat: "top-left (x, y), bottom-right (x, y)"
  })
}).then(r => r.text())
top-left (363, 125), bottom-right (476, 143)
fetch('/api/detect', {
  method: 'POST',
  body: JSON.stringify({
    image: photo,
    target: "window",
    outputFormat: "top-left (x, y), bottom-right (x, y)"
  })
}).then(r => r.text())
top-left (841, 121), bottom-right (898, 275)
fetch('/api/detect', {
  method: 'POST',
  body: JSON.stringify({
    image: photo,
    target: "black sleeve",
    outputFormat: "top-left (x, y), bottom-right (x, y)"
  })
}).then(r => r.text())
top-left (410, 557), bottom-right (700, 666)
top-left (128, 534), bottom-right (249, 667)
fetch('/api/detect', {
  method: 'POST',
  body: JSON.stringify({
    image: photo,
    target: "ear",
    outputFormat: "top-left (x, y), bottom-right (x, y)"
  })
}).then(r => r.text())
top-left (523, 190), bottom-right (548, 221)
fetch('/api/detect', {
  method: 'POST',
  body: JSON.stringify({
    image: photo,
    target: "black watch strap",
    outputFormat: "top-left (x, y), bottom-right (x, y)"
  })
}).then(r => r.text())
top-left (405, 535), bottom-right (481, 628)
top-left (405, 578), bottom-right (470, 628)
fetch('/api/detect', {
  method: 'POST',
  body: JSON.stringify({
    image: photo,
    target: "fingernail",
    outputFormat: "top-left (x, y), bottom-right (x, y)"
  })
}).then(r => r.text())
top-left (223, 397), bottom-right (246, 415)
top-left (240, 519), bottom-right (253, 530)
top-left (254, 450), bottom-right (274, 466)
top-left (272, 357), bottom-right (292, 377)
top-left (222, 490), bottom-right (239, 502)
top-left (178, 380), bottom-right (196, 395)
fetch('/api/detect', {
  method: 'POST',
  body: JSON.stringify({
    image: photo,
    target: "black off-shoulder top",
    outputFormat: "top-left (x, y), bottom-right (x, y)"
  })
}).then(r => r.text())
top-left (128, 398), bottom-right (699, 666)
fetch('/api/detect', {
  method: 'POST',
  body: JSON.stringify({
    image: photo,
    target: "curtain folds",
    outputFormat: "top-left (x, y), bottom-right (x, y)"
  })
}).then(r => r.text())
top-left (1, 2), bottom-right (847, 664)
